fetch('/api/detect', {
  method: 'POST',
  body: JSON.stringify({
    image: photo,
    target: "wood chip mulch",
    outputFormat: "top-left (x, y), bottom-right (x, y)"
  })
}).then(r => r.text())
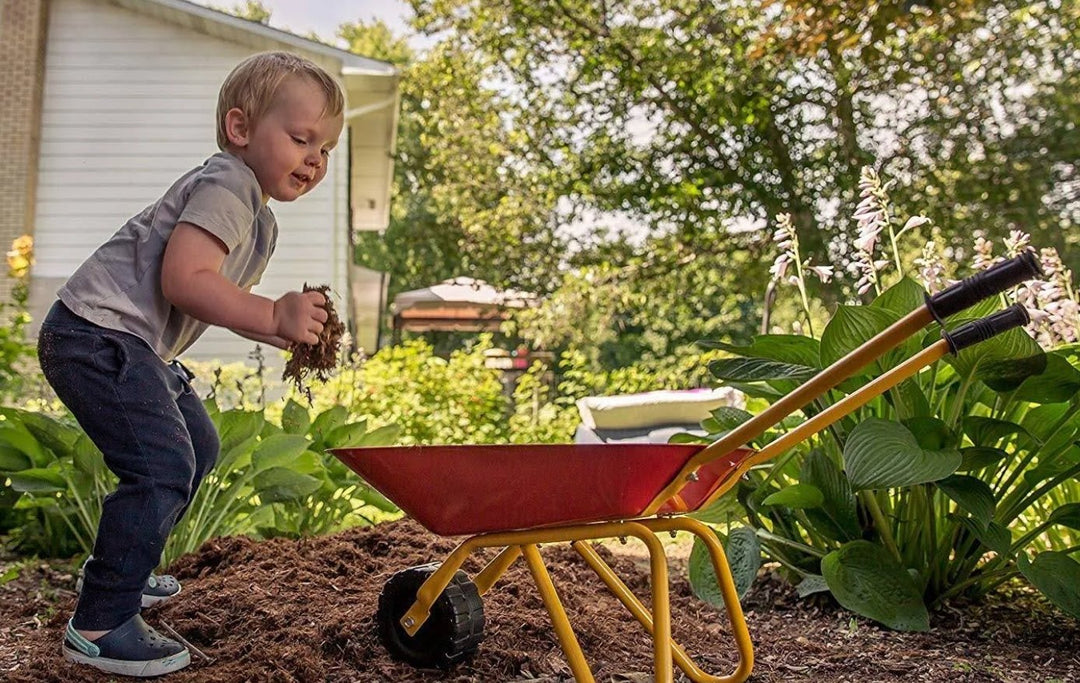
top-left (2, 518), bottom-right (1077, 682)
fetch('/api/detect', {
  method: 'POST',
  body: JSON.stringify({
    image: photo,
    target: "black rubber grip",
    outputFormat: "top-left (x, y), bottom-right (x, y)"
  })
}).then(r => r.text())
top-left (942, 304), bottom-right (1031, 353)
top-left (925, 251), bottom-right (1041, 321)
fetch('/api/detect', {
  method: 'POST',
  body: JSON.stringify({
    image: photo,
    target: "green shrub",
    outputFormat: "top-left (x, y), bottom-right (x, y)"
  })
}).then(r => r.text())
top-left (310, 337), bottom-right (511, 445)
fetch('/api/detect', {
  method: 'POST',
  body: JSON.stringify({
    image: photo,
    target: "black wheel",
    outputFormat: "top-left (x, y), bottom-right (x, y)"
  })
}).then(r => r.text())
top-left (377, 562), bottom-right (485, 669)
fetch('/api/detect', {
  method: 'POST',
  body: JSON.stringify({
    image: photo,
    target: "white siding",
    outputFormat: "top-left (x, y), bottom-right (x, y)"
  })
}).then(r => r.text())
top-left (33, 0), bottom-right (354, 368)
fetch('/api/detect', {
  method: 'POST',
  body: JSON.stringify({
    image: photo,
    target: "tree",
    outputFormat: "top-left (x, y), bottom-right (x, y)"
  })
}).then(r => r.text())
top-left (341, 21), bottom-right (568, 312)
top-left (407, 0), bottom-right (1078, 276)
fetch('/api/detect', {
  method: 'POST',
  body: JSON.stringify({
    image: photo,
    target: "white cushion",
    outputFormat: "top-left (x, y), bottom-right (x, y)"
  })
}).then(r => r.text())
top-left (576, 388), bottom-right (744, 430)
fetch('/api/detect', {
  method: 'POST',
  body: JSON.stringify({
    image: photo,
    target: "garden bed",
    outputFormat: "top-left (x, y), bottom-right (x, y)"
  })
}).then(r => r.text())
top-left (2, 519), bottom-right (1078, 682)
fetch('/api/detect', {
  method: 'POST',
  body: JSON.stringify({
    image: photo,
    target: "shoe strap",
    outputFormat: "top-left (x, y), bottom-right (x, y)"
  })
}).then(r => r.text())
top-left (65, 619), bottom-right (101, 657)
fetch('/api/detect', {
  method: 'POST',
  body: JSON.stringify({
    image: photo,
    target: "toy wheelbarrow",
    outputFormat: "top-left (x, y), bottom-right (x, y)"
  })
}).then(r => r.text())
top-left (332, 253), bottom-right (1041, 683)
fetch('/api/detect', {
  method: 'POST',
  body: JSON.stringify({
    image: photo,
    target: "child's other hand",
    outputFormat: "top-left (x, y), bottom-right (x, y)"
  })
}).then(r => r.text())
top-left (272, 290), bottom-right (329, 345)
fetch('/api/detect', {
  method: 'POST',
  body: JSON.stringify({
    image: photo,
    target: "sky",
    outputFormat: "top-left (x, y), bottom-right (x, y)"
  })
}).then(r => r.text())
top-left (192, 0), bottom-right (414, 46)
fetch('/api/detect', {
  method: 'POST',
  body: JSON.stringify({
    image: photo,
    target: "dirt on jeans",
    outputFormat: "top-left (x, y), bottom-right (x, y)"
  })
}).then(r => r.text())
top-left (1, 518), bottom-right (1078, 682)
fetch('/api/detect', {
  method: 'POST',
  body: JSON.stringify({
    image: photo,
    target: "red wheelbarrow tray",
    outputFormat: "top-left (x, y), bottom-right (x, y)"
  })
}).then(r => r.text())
top-left (331, 443), bottom-right (752, 536)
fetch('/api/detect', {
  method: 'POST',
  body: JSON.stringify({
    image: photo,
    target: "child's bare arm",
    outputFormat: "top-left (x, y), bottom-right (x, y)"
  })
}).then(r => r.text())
top-left (230, 286), bottom-right (291, 349)
top-left (162, 223), bottom-right (327, 344)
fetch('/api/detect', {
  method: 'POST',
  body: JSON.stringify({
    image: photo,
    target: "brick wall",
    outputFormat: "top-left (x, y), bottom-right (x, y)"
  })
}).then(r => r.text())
top-left (0, 0), bottom-right (50, 302)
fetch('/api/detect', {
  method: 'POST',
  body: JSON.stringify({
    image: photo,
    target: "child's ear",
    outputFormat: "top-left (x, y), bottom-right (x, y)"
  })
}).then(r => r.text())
top-left (224, 108), bottom-right (251, 147)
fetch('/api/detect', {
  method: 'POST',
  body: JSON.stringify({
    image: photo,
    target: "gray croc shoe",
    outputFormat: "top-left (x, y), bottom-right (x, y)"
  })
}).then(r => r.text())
top-left (76, 557), bottom-right (182, 608)
top-left (62, 615), bottom-right (191, 677)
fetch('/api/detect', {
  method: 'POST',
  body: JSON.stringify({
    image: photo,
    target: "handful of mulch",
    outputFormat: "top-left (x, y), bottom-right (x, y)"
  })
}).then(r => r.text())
top-left (282, 283), bottom-right (345, 400)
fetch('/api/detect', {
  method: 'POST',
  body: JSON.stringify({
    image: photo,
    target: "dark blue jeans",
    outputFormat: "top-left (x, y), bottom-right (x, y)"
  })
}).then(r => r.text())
top-left (37, 301), bottom-right (219, 630)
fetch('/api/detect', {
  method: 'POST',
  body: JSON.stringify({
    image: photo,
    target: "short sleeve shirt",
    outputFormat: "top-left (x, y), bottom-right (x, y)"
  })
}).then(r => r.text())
top-left (58, 152), bottom-right (277, 361)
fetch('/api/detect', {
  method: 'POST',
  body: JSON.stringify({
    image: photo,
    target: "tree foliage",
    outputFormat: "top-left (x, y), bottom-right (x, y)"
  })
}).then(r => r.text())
top-left (408, 0), bottom-right (1078, 273)
top-left (341, 22), bottom-right (567, 307)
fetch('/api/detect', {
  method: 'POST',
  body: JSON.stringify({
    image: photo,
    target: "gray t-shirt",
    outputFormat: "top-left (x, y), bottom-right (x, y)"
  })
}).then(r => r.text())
top-left (59, 152), bottom-right (277, 361)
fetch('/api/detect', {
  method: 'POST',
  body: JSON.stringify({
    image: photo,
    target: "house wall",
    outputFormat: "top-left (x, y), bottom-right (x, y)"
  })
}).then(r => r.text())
top-left (0, 0), bottom-right (50, 302)
top-left (30, 0), bottom-right (351, 367)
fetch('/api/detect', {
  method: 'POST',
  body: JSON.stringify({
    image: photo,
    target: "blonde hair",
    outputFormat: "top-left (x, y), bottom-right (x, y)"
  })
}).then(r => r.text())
top-left (215, 51), bottom-right (345, 150)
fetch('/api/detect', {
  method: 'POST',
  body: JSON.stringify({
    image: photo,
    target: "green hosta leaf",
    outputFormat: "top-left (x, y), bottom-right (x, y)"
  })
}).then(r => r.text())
top-left (796, 574), bottom-right (830, 598)
top-left (667, 432), bottom-right (709, 444)
top-left (958, 447), bottom-right (1010, 471)
top-left (722, 527), bottom-right (763, 595)
top-left (1020, 404), bottom-right (1077, 446)
top-left (947, 297), bottom-right (1002, 321)
top-left (963, 416), bottom-right (1027, 448)
top-left (707, 357), bottom-right (816, 383)
top-left (956, 517), bottom-right (1012, 556)
top-left (821, 541), bottom-right (929, 631)
top-left (820, 306), bottom-right (901, 370)
top-left (936, 475), bottom-right (995, 530)
top-left (71, 435), bottom-right (104, 478)
top-left (688, 489), bottom-right (745, 525)
top-left (1013, 354), bottom-right (1080, 404)
top-left (217, 410), bottom-right (266, 455)
top-left (721, 381), bottom-right (784, 400)
top-left (280, 399), bottom-right (311, 435)
top-left (252, 467), bottom-right (322, 503)
top-left (665, 434), bottom-right (708, 445)
top-left (1024, 444), bottom-right (1080, 486)
top-left (251, 434), bottom-right (311, 472)
top-left (259, 421), bottom-right (283, 439)
top-left (324, 421), bottom-right (375, 450)
top-left (4, 409), bottom-right (78, 462)
top-left (356, 484), bottom-right (399, 512)
top-left (801, 450), bottom-right (860, 542)
top-left (1018, 552), bottom-right (1080, 619)
top-left (7, 468), bottom-right (67, 493)
top-left (761, 484), bottom-right (824, 509)
top-left (291, 450), bottom-right (324, 476)
top-left (706, 406), bottom-right (754, 432)
top-left (944, 321), bottom-right (1046, 392)
top-left (902, 417), bottom-right (956, 450)
top-left (14, 495), bottom-right (58, 510)
top-left (689, 526), bottom-right (760, 607)
top-left (0, 421), bottom-right (54, 467)
top-left (0, 445), bottom-right (31, 472)
top-left (309, 406), bottom-right (349, 448)
top-left (701, 334), bottom-right (821, 367)
top-left (348, 424), bottom-right (402, 448)
top-left (844, 419), bottom-right (961, 491)
top-left (871, 277), bottom-right (928, 317)
top-left (1049, 503), bottom-right (1080, 531)
top-left (217, 434), bottom-right (259, 473)
top-left (888, 379), bottom-right (931, 420)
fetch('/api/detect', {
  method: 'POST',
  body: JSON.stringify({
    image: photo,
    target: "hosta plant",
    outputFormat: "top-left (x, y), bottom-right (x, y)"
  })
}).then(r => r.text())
top-left (686, 171), bottom-right (1080, 630)
top-left (0, 399), bottom-right (400, 567)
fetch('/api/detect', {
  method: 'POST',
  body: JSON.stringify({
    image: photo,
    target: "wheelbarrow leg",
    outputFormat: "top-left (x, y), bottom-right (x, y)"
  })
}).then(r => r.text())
top-left (474, 545), bottom-right (523, 595)
top-left (522, 543), bottom-right (596, 683)
top-left (648, 517), bottom-right (754, 683)
top-left (574, 541), bottom-right (713, 681)
top-left (573, 520), bottom-right (750, 683)
top-left (570, 524), bottom-right (676, 683)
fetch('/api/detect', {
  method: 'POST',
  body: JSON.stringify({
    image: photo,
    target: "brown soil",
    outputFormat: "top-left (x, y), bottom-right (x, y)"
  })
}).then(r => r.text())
top-left (2, 519), bottom-right (1078, 682)
top-left (282, 283), bottom-right (345, 399)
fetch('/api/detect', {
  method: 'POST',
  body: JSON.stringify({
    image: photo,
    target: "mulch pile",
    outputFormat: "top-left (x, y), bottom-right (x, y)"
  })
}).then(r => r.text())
top-left (282, 283), bottom-right (345, 399)
top-left (2, 518), bottom-right (1079, 682)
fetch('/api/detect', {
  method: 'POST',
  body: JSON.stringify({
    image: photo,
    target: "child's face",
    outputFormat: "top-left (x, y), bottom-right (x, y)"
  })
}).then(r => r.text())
top-left (232, 76), bottom-right (345, 203)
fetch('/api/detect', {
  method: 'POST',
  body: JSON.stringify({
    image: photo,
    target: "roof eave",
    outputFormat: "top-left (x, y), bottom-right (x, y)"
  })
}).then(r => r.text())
top-left (111, 0), bottom-right (399, 78)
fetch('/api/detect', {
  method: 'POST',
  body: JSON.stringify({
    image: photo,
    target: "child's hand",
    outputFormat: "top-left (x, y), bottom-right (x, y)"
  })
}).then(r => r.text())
top-left (272, 290), bottom-right (329, 345)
